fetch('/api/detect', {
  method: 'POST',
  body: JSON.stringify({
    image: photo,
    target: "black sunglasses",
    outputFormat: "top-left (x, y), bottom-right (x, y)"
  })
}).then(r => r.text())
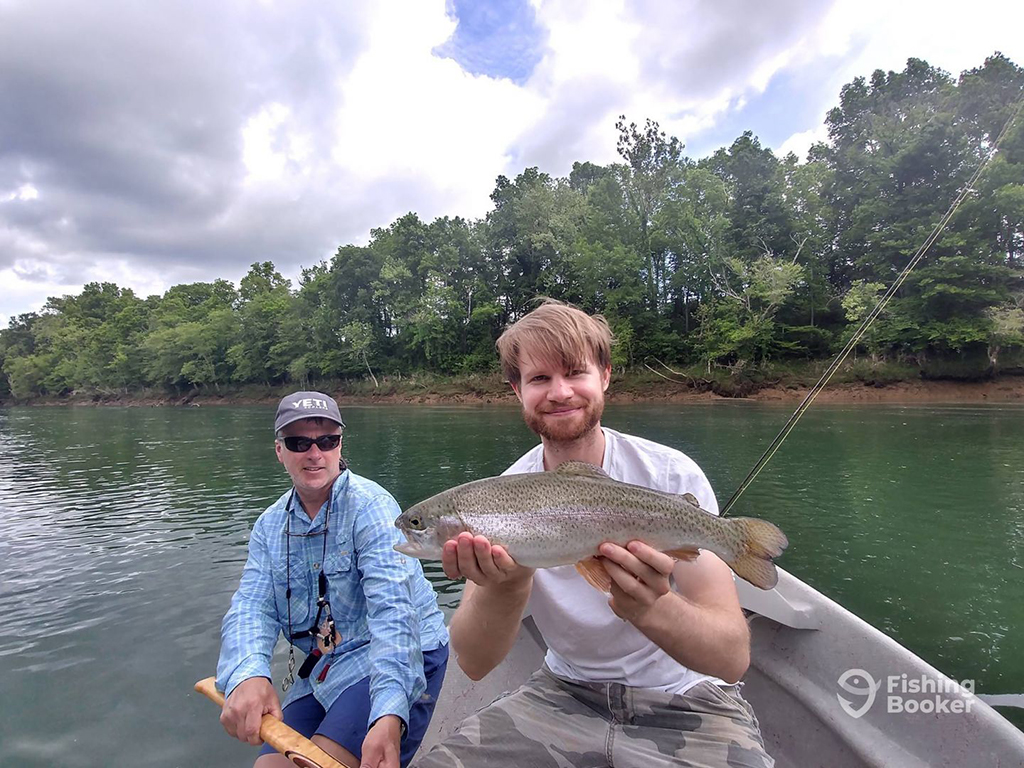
top-left (280, 434), bottom-right (342, 453)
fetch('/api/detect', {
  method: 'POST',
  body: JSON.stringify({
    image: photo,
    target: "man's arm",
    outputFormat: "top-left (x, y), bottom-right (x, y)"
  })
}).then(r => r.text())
top-left (444, 533), bottom-right (535, 681)
top-left (354, 494), bottom-right (429, 735)
top-left (216, 521), bottom-right (284, 744)
top-left (600, 541), bottom-right (750, 683)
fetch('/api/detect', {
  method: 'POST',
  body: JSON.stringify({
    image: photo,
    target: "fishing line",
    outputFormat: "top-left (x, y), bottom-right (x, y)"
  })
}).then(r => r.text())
top-left (720, 93), bottom-right (1024, 518)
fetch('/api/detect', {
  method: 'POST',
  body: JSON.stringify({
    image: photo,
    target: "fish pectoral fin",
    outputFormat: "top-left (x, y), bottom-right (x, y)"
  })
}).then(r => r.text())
top-left (664, 547), bottom-right (701, 562)
top-left (556, 461), bottom-right (609, 478)
top-left (575, 557), bottom-right (612, 593)
top-left (681, 493), bottom-right (700, 507)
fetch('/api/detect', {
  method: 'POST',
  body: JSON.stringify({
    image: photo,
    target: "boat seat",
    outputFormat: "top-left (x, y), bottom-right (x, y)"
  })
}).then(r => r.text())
top-left (736, 577), bottom-right (823, 630)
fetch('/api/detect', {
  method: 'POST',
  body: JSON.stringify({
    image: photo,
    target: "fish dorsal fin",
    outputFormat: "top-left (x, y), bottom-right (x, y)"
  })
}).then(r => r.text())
top-left (681, 492), bottom-right (701, 507)
top-left (555, 461), bottom-right (608, 477)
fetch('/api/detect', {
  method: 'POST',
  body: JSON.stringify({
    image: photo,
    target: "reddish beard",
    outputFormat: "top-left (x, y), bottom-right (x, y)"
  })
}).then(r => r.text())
top-left (523, 398), bottom-right (604, 443)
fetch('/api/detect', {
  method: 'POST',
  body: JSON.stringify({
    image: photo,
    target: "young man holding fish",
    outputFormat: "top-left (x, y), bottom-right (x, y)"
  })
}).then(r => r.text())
top-left (216, 392), bottom-right (449, 768)
top-left (412, 301), bottom-right (774, 767)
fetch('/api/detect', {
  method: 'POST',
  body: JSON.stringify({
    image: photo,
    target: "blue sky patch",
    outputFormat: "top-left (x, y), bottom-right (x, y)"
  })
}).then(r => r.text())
top-left (684, 66), bottom-right (842, 159)
top-left (433, 0), bottom-right (546, 84)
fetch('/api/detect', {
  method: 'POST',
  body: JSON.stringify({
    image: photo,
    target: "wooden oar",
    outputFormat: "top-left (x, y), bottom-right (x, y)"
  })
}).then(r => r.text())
top-left (194, 677), bottom-right (354, 768)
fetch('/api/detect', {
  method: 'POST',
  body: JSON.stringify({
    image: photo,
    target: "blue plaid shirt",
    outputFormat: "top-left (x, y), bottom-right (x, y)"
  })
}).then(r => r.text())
top-left (217, 469), bottom-right (448, 728)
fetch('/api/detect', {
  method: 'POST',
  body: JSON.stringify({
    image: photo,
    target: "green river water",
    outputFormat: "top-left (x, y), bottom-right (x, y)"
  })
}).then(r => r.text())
top-left (1, 403), bottom-right (1022, 766)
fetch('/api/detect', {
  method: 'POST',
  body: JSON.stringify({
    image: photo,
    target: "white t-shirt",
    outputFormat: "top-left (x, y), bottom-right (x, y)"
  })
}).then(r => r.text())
top-left (503, 427), bottom-right (723, 694)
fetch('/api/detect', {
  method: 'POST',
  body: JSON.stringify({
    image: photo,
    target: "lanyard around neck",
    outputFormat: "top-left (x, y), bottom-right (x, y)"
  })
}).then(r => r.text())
top-left (284, 483), bottom-right (332, 640)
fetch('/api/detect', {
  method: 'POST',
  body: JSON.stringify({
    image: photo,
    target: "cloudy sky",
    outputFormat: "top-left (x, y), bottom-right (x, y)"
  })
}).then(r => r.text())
top-left (2, 0), bottom-right (1022, 323)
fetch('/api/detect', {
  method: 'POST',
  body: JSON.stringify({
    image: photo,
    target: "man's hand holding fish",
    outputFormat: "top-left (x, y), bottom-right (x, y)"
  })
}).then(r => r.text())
top-left (439, 532), bottom-right (536, 683)
top-left (599, 539), bottom-right (674, 623)
top-left (441, 532), bottom-right (533, 587)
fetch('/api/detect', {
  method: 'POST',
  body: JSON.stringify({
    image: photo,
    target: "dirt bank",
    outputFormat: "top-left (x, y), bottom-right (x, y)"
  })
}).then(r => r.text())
top-left (747, 377), bottom-right (1024, 403)
top-left (10, 375), bottom-right (1024, 408)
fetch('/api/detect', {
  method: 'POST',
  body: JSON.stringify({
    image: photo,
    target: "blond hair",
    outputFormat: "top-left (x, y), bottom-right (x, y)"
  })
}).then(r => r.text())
top-left (497, 299), bottom-right (613, 386)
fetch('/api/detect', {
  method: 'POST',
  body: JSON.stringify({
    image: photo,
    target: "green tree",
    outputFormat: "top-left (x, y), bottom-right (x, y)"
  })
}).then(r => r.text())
top-left (841, 280), bottom-right (887, 359)
top-left (658, 165), bottom-right (729, 335)
top-left (700, 251), bottom-right (805, 367)
top-left (483, 169), bottom-right (586, 321)
top-left (986, 290), bottom-right (1024, 370)
top-left (228, 262), bottom-right (295, 384)
top-left (326, 244), bottom-right (388, 374)
top-left (821, 56), bottom-right (1019, 363)
top-left (614, 117), bottom-right (685, 310)
top-left (706, 132), bottom-right (795, 264)
top-left (0, 313), bottom-right (41, 397)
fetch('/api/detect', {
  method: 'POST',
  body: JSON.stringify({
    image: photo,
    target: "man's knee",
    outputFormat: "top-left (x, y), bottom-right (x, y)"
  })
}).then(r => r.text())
top-left (253, 753), bottom-right (296, 768)
top-left (312, 734), bottom-right (361, 767)
top-left (412, 680), bottom-right (605, 768)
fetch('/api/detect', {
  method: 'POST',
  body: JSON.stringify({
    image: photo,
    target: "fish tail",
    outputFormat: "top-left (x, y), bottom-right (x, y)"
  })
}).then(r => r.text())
top-left (723, 517), bottom-right (789, 590)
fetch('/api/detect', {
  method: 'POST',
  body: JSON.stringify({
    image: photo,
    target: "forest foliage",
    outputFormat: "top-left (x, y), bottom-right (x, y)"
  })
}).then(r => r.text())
top-left (3, 54), bottom-right (1024, 399)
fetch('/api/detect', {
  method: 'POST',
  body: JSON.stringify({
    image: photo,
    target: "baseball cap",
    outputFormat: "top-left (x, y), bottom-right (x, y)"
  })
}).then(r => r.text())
top-left (274, 391), bottom-right (345, 433)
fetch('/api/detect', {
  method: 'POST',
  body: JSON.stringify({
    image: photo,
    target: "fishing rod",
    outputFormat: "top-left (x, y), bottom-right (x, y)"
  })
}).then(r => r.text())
top-left (720, 94), bottom-right (1024, 518)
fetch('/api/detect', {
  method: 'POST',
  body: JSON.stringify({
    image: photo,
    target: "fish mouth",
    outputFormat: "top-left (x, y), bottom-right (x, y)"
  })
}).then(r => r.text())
top-left (394, 540), bottom-right (421, 556)
top-left (393, 529), bottom-right (437, 559)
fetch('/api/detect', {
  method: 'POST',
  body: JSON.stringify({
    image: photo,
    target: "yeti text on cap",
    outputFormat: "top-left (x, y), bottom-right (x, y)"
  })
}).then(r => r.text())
top-left (294, 397), bottom-right (329, 410)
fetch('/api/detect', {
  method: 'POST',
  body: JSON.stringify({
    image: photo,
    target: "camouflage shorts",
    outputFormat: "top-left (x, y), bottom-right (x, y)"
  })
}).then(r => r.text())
top-left (413, 666), bottom-right (774, 768)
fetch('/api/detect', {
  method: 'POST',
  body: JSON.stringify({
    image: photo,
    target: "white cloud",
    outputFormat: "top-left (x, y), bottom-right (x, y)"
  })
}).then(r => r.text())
top-left (0, 253), bottom-right (231, 323)
top-left (242, 103), bottom-right (313, 185)
top-left (331, 2), bottom-right (543, 220)
top-left (530, 0), bottom-right (641, 91)
top-left (0, 269), bottom-right (63, 320)
top-left (827, 0), bottom-right (1024, 79)
top-left (3, 0), bottom-right (1024, 323)
top-left (769, 0), bottom-right (1024, 159)
top-left (777, 125), bottom-right (829, 161)
top-left (517, 0), bottom-right (836, 169)
top-left (2, 183), bottom-right (39, 202)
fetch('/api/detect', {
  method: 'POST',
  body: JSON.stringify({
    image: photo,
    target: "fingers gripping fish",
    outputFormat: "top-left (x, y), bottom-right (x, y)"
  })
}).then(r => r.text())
top-left (394, 461), bottom-right (788, 591)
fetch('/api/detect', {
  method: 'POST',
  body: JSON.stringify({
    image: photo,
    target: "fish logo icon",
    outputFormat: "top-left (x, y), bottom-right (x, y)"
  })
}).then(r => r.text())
top-left (837, 669), bottom-right (879, 719)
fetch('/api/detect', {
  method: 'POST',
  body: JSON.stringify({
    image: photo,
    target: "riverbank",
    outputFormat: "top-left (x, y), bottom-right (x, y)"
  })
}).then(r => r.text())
top-left (748, 377), bottom-right (1024, 403)
top-left (7, 368), bottom-right (1024, 407)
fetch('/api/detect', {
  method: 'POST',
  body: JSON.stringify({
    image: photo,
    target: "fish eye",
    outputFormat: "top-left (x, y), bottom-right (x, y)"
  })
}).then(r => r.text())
top-left (408, 515), bottom-right (423, 530)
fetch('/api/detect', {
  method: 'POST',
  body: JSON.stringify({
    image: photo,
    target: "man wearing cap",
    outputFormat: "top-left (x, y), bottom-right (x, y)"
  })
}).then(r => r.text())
top-left (217, 391), bottom-right (449, 768)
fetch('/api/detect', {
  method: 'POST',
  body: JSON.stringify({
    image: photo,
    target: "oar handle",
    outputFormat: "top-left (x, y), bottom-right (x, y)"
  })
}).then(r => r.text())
top-left (194, 677), bottom-right (354, 768)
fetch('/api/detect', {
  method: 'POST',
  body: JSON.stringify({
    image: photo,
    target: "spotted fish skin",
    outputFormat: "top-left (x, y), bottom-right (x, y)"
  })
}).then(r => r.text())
top-left (394, 461), bottom-right (788, 590)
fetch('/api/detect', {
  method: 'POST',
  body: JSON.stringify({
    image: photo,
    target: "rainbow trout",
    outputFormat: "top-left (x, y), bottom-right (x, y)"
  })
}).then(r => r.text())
top-left (394, 461), bottom-right (788, 590)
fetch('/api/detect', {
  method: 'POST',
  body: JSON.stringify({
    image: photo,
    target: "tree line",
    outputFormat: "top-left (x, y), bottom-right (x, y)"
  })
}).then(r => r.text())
top-left (2, 54), bottom-right (1023, 400)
